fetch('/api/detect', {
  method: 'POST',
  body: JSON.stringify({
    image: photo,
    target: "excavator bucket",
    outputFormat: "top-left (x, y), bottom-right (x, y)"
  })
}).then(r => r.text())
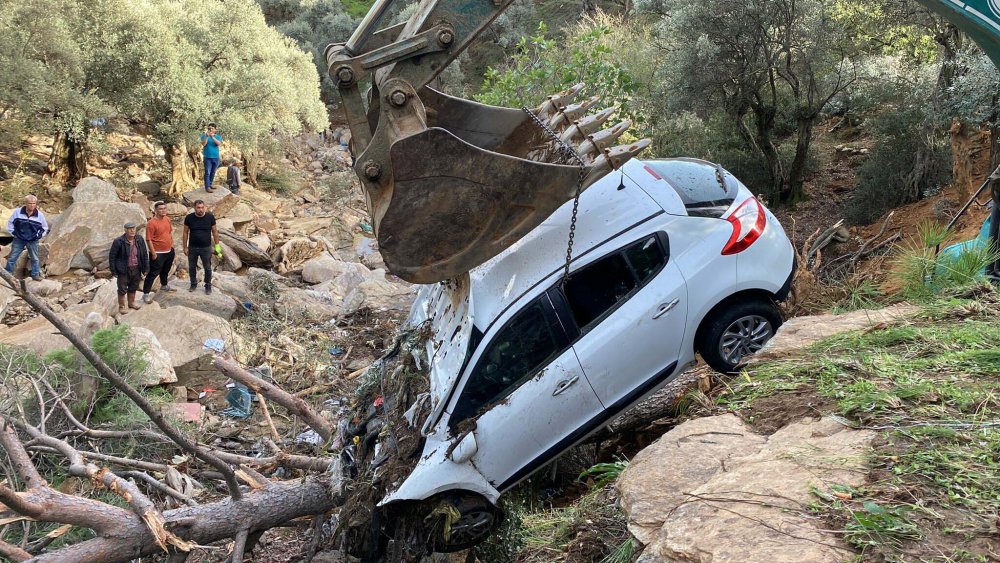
top-left (351, 84), bottom-right (649, 284)
top-left (327, 0), bottom-right (650, 283)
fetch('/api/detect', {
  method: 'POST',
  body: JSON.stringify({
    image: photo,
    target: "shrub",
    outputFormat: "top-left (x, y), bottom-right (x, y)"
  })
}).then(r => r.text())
top-left (256, 163), bottom-right (303, 196)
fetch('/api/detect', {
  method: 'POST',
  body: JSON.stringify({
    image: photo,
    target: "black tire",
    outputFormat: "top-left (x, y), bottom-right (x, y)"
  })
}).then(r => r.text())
top-left (697, 298), bottom-right (782, 373)
top-left (430, 492), bottom-right (503, 553)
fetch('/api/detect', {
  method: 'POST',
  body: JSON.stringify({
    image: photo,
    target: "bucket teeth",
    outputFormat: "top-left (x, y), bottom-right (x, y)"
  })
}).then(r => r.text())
top-left (559, 107), bottom-right (616, 144)
top-left (584, 139), bottom-right (652, 183)
top-left (535, 83), bottom-right (585, 119)
top-left (576, 120), bottom-right (631, 159)
top-left (547, 95), bottom-right (600, 131)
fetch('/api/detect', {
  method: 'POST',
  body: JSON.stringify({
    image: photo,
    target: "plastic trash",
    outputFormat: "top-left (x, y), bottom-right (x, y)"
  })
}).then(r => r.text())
top-left (359, 221), bottom-right (373, 234)
top-left (295, 429), bottom-right (324, 445)
top-left (222, 383), bottom-right (253, 418)
top-left (203, 338), bottom-right (225, 352)
top-left (328, 346), bottom-right (346, 356)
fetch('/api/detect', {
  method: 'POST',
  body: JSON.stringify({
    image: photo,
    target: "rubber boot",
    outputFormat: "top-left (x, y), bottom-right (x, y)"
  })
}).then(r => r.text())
top-left (127, 292), bottom-right (141, 310)
top-left (118, 295), bottom-right (128, 315)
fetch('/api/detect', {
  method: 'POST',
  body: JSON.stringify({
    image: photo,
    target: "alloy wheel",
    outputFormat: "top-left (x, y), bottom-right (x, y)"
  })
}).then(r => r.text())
top-left (719, 314), bottom-right (773, 366)
top-left (447, 508), bottom-right (496, 547)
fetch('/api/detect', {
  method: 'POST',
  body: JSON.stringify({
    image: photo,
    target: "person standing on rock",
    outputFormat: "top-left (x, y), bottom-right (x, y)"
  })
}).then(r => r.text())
top-left (200, 123), bottom-right (224, 192)
top-left (109, 221), bottom-right (149, 314)
top-left (226, 158), bottom-right (242, 195)
top-left (5, 194), bottom-right (48, 281)
top-left (142, 201), bottom-right (178, 303)
top-left (183, 200), bottom-right (220, 294)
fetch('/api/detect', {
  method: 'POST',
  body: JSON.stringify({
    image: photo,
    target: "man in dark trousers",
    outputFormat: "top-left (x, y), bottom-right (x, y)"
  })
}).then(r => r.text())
top-left (226, 159), bottom-right (242, 195)
top-left (142, 201), bottom-right (178, 303)
top-left (183, 200), bottom-right (221, 294)
top-left (200, 123), bottom-right (224, 192)
top-left (109, 221), bottom-right (149, 315)
top-left (5, 194), bottom-right (48, 281)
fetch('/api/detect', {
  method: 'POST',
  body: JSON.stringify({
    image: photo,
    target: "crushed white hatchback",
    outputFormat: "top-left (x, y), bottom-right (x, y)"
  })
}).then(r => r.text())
top-left (383, 157), bottom-right (795, 550)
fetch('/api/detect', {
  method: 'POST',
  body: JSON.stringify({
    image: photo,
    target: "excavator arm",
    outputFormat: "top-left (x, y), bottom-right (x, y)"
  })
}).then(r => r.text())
top-left (327, 0), bottom-right (1000, 284)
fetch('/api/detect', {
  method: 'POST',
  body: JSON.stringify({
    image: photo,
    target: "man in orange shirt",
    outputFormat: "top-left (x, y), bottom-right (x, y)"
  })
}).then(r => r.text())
top-left (142, 201), bottom-right (178, 303)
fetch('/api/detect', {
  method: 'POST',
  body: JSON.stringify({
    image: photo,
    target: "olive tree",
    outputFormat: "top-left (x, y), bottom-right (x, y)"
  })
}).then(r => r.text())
top-left (650, 0), bottom-right (858, 203)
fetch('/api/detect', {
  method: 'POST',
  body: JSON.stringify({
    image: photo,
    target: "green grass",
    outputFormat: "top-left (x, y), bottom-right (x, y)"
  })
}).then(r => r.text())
top-left (714, 288), bottom-right (1000, 560)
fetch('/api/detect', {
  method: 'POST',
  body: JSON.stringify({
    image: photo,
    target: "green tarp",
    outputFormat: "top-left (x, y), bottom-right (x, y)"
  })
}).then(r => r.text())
top-left (921, 0), bottom-right (1000, 66)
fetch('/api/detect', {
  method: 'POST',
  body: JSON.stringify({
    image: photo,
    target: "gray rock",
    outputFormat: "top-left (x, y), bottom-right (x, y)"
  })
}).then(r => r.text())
top-left (618, 415), bottom-right (873, 563)
top-left (47, 202), bottom-right (145, 267)
top-left (274, 287), bottom-right (343, 322)
top-left (301, 255), bottom-right (370, 285)
top-left (182, 187), bottom-right (232, 209)
top-left (223, 202), bottom-right (254, 224)
top-left (83, 240), bottom-right (113, 272)
top-left (92, 279), bottom-right (119, 317)
top-left (216, 218), bottom-right (235, 231)
top-left (127, 326), bottom-right (177, 386)
top-left (72, 177), bottom-right (120, 203)
top-left (136, 180), bottom-right (161, 198)
top-left (118, 303), bottom-right (235, 385)
top-left (45, 226), bottom-right (92, 276)
top-left (154, 280), bottom-right (240, 320)
top-left (0, 303), bottom-right (112, 358)
top-left (26, 278), bottom-right (62, 296)
top-left (0, 283), bottom-right (14, 319)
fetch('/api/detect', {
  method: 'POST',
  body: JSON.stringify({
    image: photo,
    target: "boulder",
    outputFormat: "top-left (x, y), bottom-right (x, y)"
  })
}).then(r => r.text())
top-left (219, 230), bottom-right (272, 267)
top-left (165, 203), bottom-right (188, 217)
top-left (0, 283), bottom-right (14, 319)
top-left (249, 235), bottom-right (271, 253)
top-left (216, 218), bottom-right (235, 231)
top-left (127, 326), bottom-right (177, 386)
top-left (118, 303), bottom-right (235, 386)
top-left (223, 202), bottom-right (254, 224)
top-left (47, 202), bottom-right (145, 267)
top-left (72, 177), bottom-right (120, 203)
top-left (26, 278), bottom-right (62, 297)
top-left (342, 270), bottom-right (413, 314)
top-left (281, 216), bottom-right (332, 238)
top-left (136, 180), bottom-right (161, 198)
top-left (209, 271), bottom-right (254, 303)
top-left (217, 243), bottom-right (242, 272)
top-left (91, 279), bottom-right (119, 317)
top-left (0, 303), bottom-right (112, 358)
top-left (301, 255), bottom-right (369, 285)
top-left (0, 206), bottom-right (12, 237)
top-left (617, 415), bottom-right (874, 563)
top-left (181, 186), bottom-right (232, 208)
top-left (274, 287), bottom-right (343, 322)
top-left (44, 226), bottom-right (93, 276)
top-left (83, 240), bottom-right (113, 272)
top-left (154, 281), bottom-right (240, 320)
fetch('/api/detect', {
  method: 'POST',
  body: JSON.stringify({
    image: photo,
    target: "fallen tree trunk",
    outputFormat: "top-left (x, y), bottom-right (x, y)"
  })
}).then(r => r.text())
top-left (220, 229), bottom-right (273, 267)
top-left (31, 476), bottom-right (341, 563)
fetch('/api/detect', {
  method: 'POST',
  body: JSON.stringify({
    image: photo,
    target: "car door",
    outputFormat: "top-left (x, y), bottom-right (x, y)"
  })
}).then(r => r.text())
top-left (561, 232), bottom-right (689, 409)
top-left (446, 293), bottom-right (604, 491)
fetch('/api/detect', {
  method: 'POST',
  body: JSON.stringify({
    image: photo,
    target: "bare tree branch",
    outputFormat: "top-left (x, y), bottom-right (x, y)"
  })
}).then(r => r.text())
top-left (213, 357), bottom-right (335, 442)
top-left (117, 471), bottom-right (199, 507)
top-left (0, 420), bottom-right (45, 489)
top-left (0, 538), bottom-right (31, 561)
top-left (0, 269), bottom-right (243, 500)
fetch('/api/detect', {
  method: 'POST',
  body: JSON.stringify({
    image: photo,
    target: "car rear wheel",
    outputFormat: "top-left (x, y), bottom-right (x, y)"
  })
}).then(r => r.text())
top-left (698, 299), bottom-right (781, 373)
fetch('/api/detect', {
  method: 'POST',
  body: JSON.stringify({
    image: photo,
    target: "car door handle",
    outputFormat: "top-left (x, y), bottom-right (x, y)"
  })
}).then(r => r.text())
top-left (653, 299), bottom-right (680, 319)
top-left (552, 375), bottom-right (580, 396)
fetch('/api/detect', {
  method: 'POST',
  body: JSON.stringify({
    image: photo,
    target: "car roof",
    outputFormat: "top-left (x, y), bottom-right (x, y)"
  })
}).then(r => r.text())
top-left (468, 159), bottom-right (665, 332)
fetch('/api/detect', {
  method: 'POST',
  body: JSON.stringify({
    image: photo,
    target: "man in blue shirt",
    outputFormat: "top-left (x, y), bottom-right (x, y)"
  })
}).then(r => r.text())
top-left (200, 123), bottom-right (224, 192)
top-left (5, 194), bottom-right (48, 281)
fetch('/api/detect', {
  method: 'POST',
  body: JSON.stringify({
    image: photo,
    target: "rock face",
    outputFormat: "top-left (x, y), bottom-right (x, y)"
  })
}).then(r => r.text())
top-left (617, 415), bottom-right (874, 563)
top-left (72, 177), bottom-right (120, 203)
top-left (44, 226), bottom-right (93, 276)
top-left (127, 327), bottom-right (177, 386)
top-left (119, 304), bottom-right (235, 385)
top-left (47, 202), bottom-right (145, 268)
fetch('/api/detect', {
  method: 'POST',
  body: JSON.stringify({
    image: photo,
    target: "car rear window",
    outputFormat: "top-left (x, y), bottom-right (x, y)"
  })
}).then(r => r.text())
top-left (644, 159), bottom-right (737, 218)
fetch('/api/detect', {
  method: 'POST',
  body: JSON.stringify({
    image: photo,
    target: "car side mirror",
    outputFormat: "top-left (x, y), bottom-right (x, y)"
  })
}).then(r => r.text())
top-left (447, 431), bottom-right (478, 464)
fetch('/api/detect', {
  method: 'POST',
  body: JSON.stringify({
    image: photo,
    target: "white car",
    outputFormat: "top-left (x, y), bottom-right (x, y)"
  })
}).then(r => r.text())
top-left (380, 157), bottom-right (795, 551)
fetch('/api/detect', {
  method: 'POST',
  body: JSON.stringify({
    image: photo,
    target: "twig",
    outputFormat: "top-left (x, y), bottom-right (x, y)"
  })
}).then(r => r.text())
top-left (257, 396), bottom-right (282, 444)
top-left (118, 471), bottom-right (198, 507)
top-left (0, 269), bottom-right (243, 501)
top-left (214, 357), bottom-right (334, 442)
top-left (229, 528), bottom-right (250, 563)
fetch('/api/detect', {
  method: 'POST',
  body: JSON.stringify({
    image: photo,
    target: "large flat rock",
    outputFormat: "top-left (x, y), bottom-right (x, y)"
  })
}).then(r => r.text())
top-left (72, 177), bottom-right (120, 203)
top-left (154, 281), bottom-right (240, 320)
top-left (618, 415), bottom-right (874, 563)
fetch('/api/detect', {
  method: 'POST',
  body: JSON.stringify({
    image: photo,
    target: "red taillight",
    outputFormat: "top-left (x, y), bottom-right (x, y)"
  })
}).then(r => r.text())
top-left (722, 198), bottom-right (766, 255)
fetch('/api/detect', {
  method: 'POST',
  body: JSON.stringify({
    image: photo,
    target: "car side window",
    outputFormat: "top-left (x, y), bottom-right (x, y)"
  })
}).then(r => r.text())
top-left (562, 234), bottom-right (668, 332)
top-left (450, 297), bottom-right (564, 427)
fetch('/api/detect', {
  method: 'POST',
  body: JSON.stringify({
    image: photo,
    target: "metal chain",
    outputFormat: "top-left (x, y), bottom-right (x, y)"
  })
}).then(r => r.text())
top-left (522, 107), bottom-right (586, 282)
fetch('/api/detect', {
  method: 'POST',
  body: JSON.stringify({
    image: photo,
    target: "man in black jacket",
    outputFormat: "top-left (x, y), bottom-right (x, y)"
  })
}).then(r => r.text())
top-left (109, 221), bottom-right (149, 314)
